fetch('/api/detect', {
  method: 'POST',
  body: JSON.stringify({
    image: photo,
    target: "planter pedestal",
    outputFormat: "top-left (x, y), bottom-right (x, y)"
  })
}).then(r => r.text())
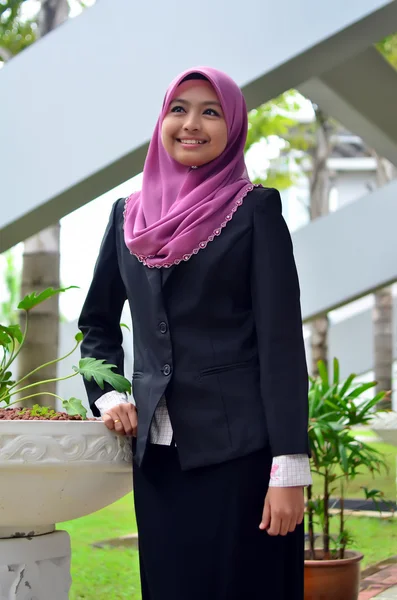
top-left (0, 530), bottom-right (71, 599)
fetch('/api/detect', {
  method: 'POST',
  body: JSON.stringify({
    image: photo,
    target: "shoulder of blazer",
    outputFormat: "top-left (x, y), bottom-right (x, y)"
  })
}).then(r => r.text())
top-left (113, 197), bottom-right (126, 224)
top-left (249, 187), bottom-right (282, 216)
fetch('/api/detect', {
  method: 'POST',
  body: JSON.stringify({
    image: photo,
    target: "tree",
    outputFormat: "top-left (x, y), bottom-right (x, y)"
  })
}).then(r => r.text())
top-left (2, 0), bottom-right (70, 407)
top-left (372, 33), bottom-right (397, 411)
top-left (0, 0), bottom-right (36, 64)
top-left (246, 98), bottom-right (335, 376)
top-left (372, 155), bottom-right (396, 410)
top-left (306, 109), bottom-right (334, 377)
top-left (245, 91), bottom-right (302, 190)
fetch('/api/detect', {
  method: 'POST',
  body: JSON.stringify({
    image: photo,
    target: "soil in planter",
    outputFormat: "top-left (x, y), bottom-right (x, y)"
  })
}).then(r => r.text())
top-left (0, 407), bottom-right (97, 421)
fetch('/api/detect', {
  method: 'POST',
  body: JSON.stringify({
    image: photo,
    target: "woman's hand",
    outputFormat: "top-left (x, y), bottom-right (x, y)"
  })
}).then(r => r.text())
top-left (102, 403), bottom-right (138, 437)
top-left (259, 487), bottom-right (305, 536)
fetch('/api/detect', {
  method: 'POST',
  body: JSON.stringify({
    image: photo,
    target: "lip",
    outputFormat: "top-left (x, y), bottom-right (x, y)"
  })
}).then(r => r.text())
top-left (176, 138), bottom-right (208, 149)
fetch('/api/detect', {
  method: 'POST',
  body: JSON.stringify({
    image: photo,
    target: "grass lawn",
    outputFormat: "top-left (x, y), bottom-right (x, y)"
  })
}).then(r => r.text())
top-left (60, 487), bottom-right (397, 599)
top-left (336, 515), bottom-right (397, 569)
top-left (59, 493), bottom-right (140, 600)
top-left (353, 429), bottom-right (380, 439)
top-left (311, 441), bottom-right (396, 502)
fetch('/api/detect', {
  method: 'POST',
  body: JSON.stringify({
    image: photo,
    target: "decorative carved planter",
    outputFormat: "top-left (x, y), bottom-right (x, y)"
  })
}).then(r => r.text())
top-left (0, 420), bottom-right (133, 598)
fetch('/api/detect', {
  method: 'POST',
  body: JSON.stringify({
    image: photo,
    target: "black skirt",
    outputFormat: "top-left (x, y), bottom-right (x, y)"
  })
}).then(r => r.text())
top-left (133, 444), bottom-right (304, 600)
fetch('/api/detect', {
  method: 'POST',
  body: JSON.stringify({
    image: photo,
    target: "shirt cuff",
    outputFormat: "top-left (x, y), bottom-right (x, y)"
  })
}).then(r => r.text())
top-left (94, 390), bottom-right (129, 416)
top-left (269, 454), bottom-right (312, 487)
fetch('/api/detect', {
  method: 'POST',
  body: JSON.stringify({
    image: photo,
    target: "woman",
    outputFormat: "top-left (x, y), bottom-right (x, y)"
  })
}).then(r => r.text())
top-left (79, 66), bottom-right (311, 600)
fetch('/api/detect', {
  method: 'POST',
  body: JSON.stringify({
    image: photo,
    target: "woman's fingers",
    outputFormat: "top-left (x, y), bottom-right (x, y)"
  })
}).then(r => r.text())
top-left (102, 413), bottom-right (115, 430)
top-left (102, 403), bottom-right (137, 436)
top-left (280, 516), bottom-right (292, 536)
top-left (126, 405), bottom-right (138, 437)
top-left (259, 496), bottom-right (271, 531)
top-left (288, 517), bottom-right (299, 533)
top-left (266, 512), bottom-right (281, 536)
top-left (261, 487), bottom-right (304, 536)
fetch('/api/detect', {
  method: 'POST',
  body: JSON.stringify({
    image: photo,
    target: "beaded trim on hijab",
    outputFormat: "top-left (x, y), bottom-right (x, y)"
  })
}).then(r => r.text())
top-left (123, 184), bottom-right (262, 269)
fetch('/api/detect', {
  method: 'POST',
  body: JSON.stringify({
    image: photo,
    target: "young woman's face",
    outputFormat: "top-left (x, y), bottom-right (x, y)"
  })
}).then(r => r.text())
top-left (161, 80), bottom-right (228, 167)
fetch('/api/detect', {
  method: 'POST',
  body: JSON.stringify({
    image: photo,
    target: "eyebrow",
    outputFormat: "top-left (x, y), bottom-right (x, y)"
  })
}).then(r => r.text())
top-left (171, 98), bottom-right (223, 108)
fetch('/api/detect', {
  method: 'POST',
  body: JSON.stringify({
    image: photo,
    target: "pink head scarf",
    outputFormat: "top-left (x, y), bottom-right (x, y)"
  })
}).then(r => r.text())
top-left (123, 66), bottom-right (254, 268)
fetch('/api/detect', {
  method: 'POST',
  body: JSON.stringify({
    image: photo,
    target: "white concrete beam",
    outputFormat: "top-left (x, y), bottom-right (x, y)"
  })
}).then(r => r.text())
top-left (1, 0), bottom-right (397, 251)
top-left (299, 47), bottom-right (397, 166)
top-left (294, 179), bottom-right (397, 321)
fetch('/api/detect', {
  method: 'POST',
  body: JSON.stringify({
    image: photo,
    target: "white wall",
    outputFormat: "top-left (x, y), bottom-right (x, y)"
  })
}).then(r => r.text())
top-left (334, 172), bottom-right (377, 209)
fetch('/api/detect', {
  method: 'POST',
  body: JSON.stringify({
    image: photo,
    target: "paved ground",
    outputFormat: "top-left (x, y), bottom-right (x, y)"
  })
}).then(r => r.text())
top-left (359, 557), bottom-right (397, 599)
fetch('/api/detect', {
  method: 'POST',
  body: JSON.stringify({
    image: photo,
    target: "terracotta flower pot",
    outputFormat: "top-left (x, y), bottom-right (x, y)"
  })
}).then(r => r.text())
top-left (304, 550), bottom-right (364, 600)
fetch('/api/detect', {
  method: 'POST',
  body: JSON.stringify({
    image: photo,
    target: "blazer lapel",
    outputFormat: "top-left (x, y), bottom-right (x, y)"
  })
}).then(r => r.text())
top-left (161, 265), bottom-right (177, 288)
top-left (143, 263), bottom-right (177, 295)
top-left (144, 265), bottom-right (162, 297)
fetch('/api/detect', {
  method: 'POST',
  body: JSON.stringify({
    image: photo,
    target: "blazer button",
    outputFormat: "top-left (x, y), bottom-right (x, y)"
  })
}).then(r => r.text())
top-left (159, 322), bottom-right (168, 334)
top-left (162, 364), bottom-right (171, 376)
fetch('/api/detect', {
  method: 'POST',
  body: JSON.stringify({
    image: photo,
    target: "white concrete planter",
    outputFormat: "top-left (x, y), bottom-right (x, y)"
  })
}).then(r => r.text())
top-left (371, 412), bottom-right (397, 447)
top-left (0, 420), bottom-right (133, 598)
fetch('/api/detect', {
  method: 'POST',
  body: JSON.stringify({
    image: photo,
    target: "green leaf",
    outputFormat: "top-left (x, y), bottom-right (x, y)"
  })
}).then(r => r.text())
top-left (317, 360), bottom-right (329, 389)
top-left (75, 358), bottom-right (131, 394)
top-left (62, 397), bottom-right (87, 419)
top-left (0, 371), bottom-right (13, 383)
top-left (356, 393), bottom-right (385, 420)
top-left (347, 381), bottom-right (377, 400)
top-left (339, 374), bottom-right (356, 398)
top-left (362, 487), bottom-right (382, 499)
top-left (4, 324), bottom-right (23, 344)
top-left (75, 332), bottom-right (84, 343)
top-left (17, 286), bottom-right (79, 311)
top-left (332, 358), bottom-right (339, 386)
top-left (0, 324), bottom-right (23, 346)
top-left (339, 443), bottom-right (349, 474)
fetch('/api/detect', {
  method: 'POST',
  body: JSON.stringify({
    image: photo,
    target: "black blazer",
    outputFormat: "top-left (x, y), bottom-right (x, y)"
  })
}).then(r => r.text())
top-left (79, 187), bottom-right (310, 470)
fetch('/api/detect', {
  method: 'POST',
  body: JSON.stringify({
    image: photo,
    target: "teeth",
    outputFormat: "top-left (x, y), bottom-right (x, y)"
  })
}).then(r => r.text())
top-left (179, 140), bottom-right (204, 144)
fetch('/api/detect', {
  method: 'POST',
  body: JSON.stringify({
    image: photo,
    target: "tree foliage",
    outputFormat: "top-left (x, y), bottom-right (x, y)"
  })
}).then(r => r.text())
top-left (376, 32), bottom-right (397, 71)
top-left (245, 91), bottom-right (308, 190)
top-left (0, 0), bottom-right (37, 63)
top-left (0, 251), bottom-right (20, 325)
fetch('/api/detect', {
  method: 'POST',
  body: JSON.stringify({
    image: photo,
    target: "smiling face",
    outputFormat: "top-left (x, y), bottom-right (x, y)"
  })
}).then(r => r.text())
top-left (161, 79), bottom-right (228, 167)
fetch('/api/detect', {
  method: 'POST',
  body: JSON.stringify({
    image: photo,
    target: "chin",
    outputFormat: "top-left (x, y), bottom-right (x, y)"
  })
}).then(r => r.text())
top-left (176, 152), bottom-right (212, 167)
top-left (175, 156), bottom-right (204, 167)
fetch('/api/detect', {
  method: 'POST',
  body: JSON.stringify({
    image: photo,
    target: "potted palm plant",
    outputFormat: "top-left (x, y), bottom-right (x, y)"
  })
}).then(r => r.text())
top-left (305, 358), bottom-right (390, 600)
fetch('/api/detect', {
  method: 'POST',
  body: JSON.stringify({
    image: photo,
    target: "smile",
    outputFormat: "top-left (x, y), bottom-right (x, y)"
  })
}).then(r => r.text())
top-left (177, 139), bottom-right (207, 145)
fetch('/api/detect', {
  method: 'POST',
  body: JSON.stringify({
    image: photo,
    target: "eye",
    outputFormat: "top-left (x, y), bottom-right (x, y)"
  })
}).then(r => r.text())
top-left (170, 105), bottom-right (185, 113)
top-left (204, 108), bottom-right (221, 117)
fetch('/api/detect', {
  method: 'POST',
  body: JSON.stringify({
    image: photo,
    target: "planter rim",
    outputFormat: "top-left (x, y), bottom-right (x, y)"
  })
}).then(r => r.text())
top-left (0, 418), bottom-right (102, 423)
top-left (304, 550), bottom-right (364, 567)
top-left (0, 419), bottom-right (112, 433)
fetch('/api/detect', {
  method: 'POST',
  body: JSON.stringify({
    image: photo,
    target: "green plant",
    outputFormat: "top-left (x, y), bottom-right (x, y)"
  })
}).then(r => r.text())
top-left (0, 286), bottom-right (131, 418)
top-left (307, 358), bottom-right (391, 560)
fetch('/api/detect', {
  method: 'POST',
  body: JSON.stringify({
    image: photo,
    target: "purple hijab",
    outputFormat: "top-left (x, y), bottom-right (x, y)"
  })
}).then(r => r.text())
top-left (123, 66), bottom-right (254, 268)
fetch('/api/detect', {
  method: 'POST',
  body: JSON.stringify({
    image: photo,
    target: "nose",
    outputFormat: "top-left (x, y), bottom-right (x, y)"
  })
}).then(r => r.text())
top-left (183, 112), bottom-right (201, 132)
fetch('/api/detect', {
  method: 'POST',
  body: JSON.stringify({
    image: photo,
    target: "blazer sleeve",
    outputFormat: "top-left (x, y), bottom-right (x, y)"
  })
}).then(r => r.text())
top-left (78, 199), bottom-right (127, 416)
top-left (251, 188), bottom-right (310, 457)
